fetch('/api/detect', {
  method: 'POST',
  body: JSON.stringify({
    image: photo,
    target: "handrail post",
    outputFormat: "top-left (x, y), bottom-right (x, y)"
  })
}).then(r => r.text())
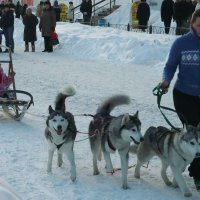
top-left (93, 0), bottom-right (95, 16)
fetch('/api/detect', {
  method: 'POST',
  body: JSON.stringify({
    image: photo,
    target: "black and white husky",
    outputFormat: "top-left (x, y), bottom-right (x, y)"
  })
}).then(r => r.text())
top-left (45, 86), bottom-right (77, 182)
top-left (132, 125), bottom-right (200, 197)
top-left (89, 94), bottom-right (144, 189)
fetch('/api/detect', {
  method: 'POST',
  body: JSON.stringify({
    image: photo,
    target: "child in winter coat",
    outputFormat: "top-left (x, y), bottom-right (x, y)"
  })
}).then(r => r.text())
top-left (68, 1), bottom-right (74, 23)
top-left (0, 64), bottom-right (13, 97)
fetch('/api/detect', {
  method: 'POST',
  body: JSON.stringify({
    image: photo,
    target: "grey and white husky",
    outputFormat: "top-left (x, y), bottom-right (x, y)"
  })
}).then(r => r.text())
top-left (132, 125), bottom-right (200, 197)
top-left (89, 94), bottom-right (144, 189)
top-left (45, 86), bottom-right (77, 182)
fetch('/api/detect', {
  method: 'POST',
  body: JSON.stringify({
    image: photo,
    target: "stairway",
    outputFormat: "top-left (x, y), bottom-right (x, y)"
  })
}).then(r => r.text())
top-left (91, 5), bottom-right (120, 26)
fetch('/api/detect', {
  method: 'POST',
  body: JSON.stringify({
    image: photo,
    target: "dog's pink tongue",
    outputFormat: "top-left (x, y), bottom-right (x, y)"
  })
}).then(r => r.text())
top-left (57, 130), bottom-right (62, 135)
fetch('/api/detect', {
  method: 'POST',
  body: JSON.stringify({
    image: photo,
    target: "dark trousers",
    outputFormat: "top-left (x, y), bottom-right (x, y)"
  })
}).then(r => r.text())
top-left (163, 20), bottom-right (171, 34)
top-left (173, 89), bottom-right (200, 179)
top-left (25, 41), bottom-right (34, 45)
top-left (83, 15), bottom-right (91, 24)
top-left (138, 20), bottom-right (148, 32)
top-left (4, 26), bottom-right (14, 51)
top-left (44, 36), bottom-right (53, 52)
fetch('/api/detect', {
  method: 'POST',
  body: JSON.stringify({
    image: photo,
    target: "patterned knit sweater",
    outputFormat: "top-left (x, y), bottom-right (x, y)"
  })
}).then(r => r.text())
top-left (162, 29), bottom-right (200, 96)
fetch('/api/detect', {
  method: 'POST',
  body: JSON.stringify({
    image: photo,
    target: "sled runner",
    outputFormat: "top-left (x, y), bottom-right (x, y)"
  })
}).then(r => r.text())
top-left (0, 45), bottom-right (34, 121)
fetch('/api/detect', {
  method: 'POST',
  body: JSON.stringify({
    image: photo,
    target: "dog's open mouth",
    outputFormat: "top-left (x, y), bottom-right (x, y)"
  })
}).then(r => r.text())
top-left (130, 136), bottom-right (140, 145)
top-left (54, 128), bottom-right (62, 135)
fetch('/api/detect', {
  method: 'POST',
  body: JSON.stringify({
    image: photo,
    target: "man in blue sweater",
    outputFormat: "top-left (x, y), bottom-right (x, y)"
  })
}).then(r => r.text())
top-left (161, 9), bottom-right (200, 190)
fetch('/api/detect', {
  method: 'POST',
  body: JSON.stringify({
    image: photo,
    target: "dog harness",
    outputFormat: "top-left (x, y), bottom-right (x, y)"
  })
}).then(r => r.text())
top-left (47, 130), bottom-right (72, 150)
top-left (149, 126), bottom-right (187, 162)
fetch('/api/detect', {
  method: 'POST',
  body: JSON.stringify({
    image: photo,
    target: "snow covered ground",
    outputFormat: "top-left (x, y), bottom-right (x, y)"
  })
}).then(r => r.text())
top-left (0, 3), bottom-right (199, 200)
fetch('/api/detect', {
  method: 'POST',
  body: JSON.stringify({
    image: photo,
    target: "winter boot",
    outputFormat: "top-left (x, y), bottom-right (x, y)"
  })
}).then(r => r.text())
top-left (24, 44), bottom-right (29, 52)
top-left (31, 44), bottom-right (35, 52)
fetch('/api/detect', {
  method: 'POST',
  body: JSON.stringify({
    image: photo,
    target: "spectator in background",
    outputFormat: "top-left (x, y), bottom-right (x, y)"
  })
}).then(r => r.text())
top-left (185, 0), bottom-right (195, 21)
top-left (23, 7), bottom-right (38, 52)
top-left (161, 0), bottom-right (174, 34)
top-left (0, 1), bottom-right (5, 17)
top-left (15, 1), bottom-right (22, 19)
top-left (0, 4), bottom-right (14, 53)
top-left (68, 1), bottom-right (74, 23)
top-left (174, 0), bottom-right (186, 35)
top-left (21, 4), bottom-right (28, 18)
top-left (36, 1), bottom-right (44, 18)
top-left (174, 0), bottom-right (194, 35)
top-left (39, 1), bottom-right (56, 52)
top-left (80, 0), bottom-right (92, 24)
top-left (7, 0), bottom-right (15, 12)
top-left (160, 9), bottom-right (200, 191)
top-left (53, 0), bottom-right (61, 22)
top-left (136, 0), bottom-right (150, 32)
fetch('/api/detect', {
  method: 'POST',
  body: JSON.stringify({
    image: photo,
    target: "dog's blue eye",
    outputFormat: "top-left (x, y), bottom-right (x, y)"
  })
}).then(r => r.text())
top-left (132, 128), bottom-right (136, 132)
top-left (190, 141), bottom-right (195, 145)
top-left (61, 119), bottom-right (64, 122)
top-left (53, 119), bottom-right (56, 122)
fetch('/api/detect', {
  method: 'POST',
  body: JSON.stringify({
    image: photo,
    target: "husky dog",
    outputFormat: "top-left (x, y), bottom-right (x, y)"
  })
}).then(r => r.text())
top-left (133, 125), bottom-right (200, 197)
top-left (89, 94), bottom-right (144, 189)
top-left (45, 86), bottom-right (77, 182)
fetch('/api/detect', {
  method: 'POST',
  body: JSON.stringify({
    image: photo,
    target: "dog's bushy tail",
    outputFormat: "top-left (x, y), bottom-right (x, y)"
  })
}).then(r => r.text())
top-left (96, 94), bottom-right (130, 115)
top-left (55, 86), bottom-right (76, 112)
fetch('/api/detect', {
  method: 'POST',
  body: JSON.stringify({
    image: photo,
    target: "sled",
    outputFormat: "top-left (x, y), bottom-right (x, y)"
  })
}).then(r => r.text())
top-left (0, 45), bottom-right (34, 121)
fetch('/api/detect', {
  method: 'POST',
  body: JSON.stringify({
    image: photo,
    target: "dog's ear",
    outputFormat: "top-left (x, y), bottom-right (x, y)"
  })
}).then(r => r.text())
top-left (197, 122), bottom-right (200, 130)
top-left (183, 124), bottom-right (188, 133)
top-left (49, 105), bottom-right (54, 114)
top-left (121, 113), bottom-right (130, 126)
top-left (134, 110), bottom-right (139, 118)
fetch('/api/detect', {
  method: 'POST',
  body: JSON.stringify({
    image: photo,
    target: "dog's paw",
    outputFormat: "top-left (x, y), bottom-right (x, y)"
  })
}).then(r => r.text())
top-left (165, 181), bottom-right (172, 186)
top-left (70, 176), bottom-right (76, 182)
top-left (134, 173), bottom-right (140, 179)
top-left (93, 170), bottom-right (100, 175)
top-left (122, 184), bottom-right (129, 190)
top-left (47, 169), bottom-right (52, 174)
top-left (172, 180), bottom-right (178, 188)
top-left (47, 167), bottom-right (52, 174)
top-left (184, 191), bottom-right (192, 197)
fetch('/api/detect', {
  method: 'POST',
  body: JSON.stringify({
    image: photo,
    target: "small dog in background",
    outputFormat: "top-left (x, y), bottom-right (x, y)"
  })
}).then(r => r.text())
top-left (89, 94), bottom-right (144, 189)
top-left (45, 86), bottom-right (77, 182)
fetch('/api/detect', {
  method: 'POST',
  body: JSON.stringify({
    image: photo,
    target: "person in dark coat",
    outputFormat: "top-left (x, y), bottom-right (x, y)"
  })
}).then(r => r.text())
top-left (0, 1), bottom-right (5, 17)
top-left (53, 0), bottom-right (61, 22)
top-left (21, 4), bottom-right (27, 18)
top-left (174, 0), bottom-right (192, 35)
top-left (39, 1), bottom-right (56, 52)
top-left (23, 7), bottom-right (38, 52)
top-left (80, 0), bottom-right (92, 24)
top-left (0, 4), bottom-right (14, 53)
top-left (15, 1), bottom-right (22, 18)
top-left (161, 0), bottom-right (174, 34)
top-left (136, 0), bottom-right (150, 32)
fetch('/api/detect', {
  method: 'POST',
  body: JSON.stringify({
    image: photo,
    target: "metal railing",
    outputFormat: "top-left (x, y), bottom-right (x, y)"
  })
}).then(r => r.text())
top-left (100, 23), bottom-right (190, 36)
top-left (72, 0), bottom-right (116, 22)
